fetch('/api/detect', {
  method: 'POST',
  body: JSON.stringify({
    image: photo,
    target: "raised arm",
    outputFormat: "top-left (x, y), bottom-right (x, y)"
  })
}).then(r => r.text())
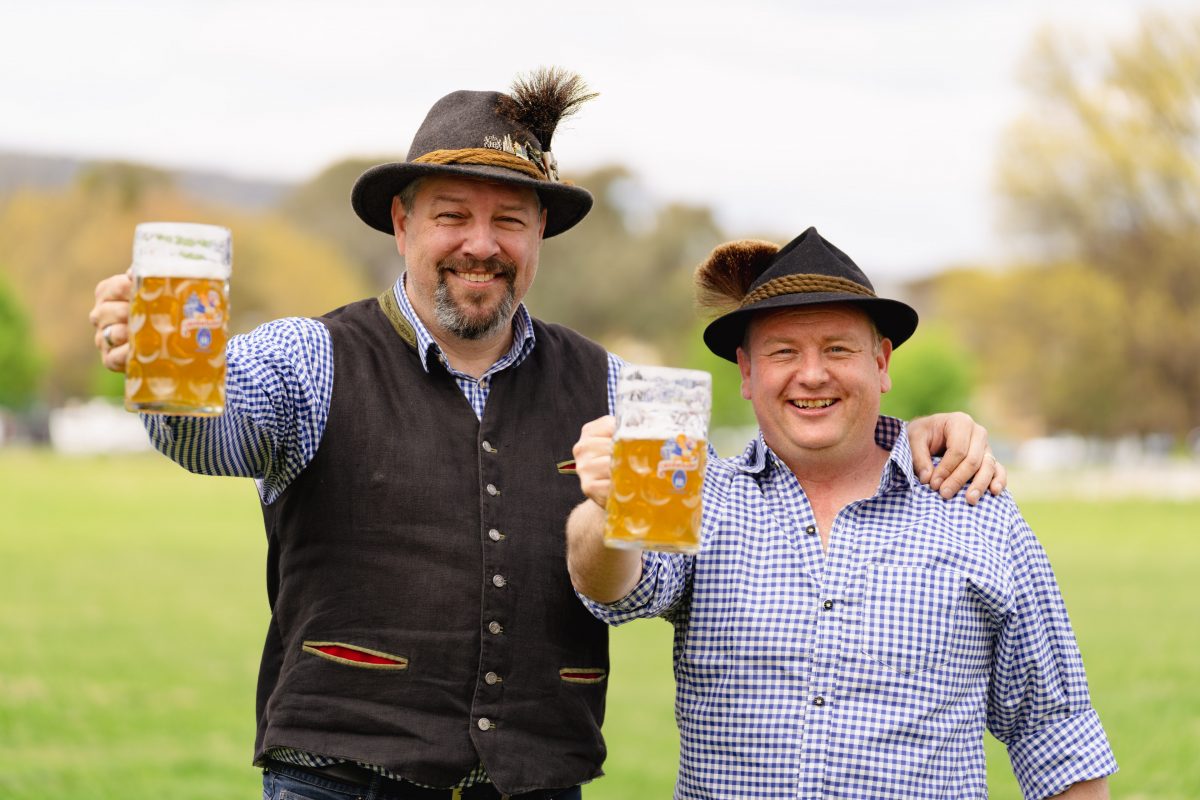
top-left (908, 411), bottom-right (1008, 505)
top-left (565, 416), bottom-right (643, 603)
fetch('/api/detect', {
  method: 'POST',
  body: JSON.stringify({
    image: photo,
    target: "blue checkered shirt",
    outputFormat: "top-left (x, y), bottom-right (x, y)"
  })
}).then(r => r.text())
top-left (143, 274), bottom-right (622, 787)
top-left (580, 417), bottom-right (1116, 800)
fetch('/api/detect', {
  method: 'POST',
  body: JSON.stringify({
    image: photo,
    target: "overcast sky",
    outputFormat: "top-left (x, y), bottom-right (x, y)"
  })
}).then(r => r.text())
top-left (2, 0), bottom-right (1190, 279)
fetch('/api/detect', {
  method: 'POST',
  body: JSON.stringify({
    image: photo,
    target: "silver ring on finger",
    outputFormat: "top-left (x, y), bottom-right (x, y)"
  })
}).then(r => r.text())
top-left (103, 324), bottom-right (115, 348)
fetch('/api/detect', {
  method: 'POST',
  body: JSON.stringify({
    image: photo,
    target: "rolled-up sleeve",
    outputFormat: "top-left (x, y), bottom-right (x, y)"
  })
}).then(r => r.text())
top-left (987, 512), bottom-right (1118, 799)
top-left (141, 316), bottom-right (333, 504)
top-left (577, 551), bottom-right (694, 626)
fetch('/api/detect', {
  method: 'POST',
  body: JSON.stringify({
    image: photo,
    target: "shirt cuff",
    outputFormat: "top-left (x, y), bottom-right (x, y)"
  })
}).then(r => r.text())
top-left (1008, 707), bottom-right (1118, 800)
top-left (575, 552), bottom-right (660, 626)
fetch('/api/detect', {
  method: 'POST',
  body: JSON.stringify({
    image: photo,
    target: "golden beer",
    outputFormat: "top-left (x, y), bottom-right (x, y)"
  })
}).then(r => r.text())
top-left (125, 275), bottom-right (228, 415)
top-left (605, 437), bottom-right (707, 553)
top-left (124, 222), bottom-right (231, 416)
top-left (604, 365), bottom-right (712, 555)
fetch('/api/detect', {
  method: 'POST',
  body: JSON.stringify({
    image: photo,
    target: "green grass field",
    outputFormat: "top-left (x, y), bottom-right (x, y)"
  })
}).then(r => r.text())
top-left (1, 449), bottom-right (1197, 798)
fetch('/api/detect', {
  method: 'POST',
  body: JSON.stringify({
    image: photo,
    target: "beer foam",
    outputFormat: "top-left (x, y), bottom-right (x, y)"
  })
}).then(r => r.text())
top-left (614, 365), bottom-right (711, 440)
top-left (131, 222), bottom-right (232, 279)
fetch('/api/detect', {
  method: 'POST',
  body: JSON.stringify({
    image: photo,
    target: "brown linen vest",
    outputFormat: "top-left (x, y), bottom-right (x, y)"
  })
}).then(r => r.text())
top-left (254, 295), bottom-right (610, 793)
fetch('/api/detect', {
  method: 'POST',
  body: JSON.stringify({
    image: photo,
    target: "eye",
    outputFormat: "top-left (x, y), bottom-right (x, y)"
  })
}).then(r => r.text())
top-left (496, 215), bottom-right (527, 229)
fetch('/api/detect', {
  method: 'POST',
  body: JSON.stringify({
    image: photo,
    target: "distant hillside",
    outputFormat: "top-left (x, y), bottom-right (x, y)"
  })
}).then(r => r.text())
top-left (0, 150), bottom-right (292, 210)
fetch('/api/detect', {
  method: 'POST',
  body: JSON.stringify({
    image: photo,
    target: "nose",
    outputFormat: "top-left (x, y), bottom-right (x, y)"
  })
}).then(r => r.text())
top-left (459, 218), bottom-right (502, 261)
top-left (792, 353), bottom-right (829, 387)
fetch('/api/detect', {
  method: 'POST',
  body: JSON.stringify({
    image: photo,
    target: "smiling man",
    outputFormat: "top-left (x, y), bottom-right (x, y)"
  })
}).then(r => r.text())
top-left (88, 71), bottom-right (1007, 800)
top-left (566, 228), bottom-right (1117, 799)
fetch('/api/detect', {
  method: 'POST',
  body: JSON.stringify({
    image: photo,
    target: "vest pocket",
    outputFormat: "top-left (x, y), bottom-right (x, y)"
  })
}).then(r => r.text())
top-left (302, 641), bottom-right (409, 670)
top-left (860, 565), bottom-right (966, 675)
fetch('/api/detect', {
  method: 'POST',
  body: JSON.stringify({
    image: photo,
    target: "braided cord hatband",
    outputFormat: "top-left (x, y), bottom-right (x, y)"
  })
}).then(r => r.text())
top-left (413, 148), bottom-right (546, 180)
top-left (740, 274), bottom-right (875, 308)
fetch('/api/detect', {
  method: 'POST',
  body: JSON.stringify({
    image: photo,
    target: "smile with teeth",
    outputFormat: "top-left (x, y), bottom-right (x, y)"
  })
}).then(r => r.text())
top-left (455, 271), bottom-right (497, 283)
top-left (791, 398), bottom-right (836, 409)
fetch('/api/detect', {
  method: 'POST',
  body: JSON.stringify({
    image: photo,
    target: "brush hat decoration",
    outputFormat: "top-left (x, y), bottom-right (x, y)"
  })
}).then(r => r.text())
top-left (352, 67), bottom-right (597, 239)
top-left (696, 226), bottom-right (919, 362)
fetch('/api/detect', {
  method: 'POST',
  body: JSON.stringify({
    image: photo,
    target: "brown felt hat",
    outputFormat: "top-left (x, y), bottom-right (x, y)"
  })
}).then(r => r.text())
top-left (698, 227), bottom-right (919, 362)
top-left (352, 69), bottom-right (595, 239)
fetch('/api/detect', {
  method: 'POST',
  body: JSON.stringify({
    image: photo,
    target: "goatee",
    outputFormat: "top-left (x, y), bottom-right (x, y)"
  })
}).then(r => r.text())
top-left (434, 256), bottom-right (518, 341)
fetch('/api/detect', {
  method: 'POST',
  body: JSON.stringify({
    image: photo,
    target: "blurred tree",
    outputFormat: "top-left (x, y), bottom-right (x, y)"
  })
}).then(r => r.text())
top-left (532, 166), bottom-right (725, 364)
top-left (0, 166), bottom-right (369, 404)
top-left (279, 157), bottom-right (402, 287)
top-left (947, 11), bottom-right (1200, 437)
top-left (0, 272), bottom-right (41, 408)
top-left (682, 320), bottom-right (756, 432)
top-left (878, 322), bottom-right (975, 422)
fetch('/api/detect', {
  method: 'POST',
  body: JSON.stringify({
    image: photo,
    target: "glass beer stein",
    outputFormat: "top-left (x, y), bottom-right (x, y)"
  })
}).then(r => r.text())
top-left (604, 365), bottom-right (712, 554)
top-left (124, 222), bottom-right (232, 416)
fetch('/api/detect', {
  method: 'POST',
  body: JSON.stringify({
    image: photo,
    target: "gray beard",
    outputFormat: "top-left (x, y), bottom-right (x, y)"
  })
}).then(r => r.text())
top-left (434, 275), bottom-right (517, 341)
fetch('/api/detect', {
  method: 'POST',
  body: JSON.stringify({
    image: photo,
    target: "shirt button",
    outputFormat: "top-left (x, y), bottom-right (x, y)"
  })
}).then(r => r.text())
top-left (805, 525), bottom-right (817, 535)
top-left (486, 483), bottom-right (500, 496)
top-left (484, 671), bottom-right (501, 685)
top-left (492, 574), bottom-right (507, 588)
top-left (477, 717), bottom-right (493, 731)
top-left (481, 440), bottom-right (496, 453)
top-left (488, 621), bottom-right (503, 635)
top-left (822, 600), bottom-right (834, 611)
top-left (488, 528), bottom-right (503, 542)
top-left (813, 696), bottom-right (826, 707)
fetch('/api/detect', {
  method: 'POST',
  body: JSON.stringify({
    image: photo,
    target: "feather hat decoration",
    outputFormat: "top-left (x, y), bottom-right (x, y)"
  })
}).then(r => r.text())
top-left (498, 67), bottom-right (598, 153)
top-left (352, 67), bottom-right (596, 238)
top-left (698, 227), bottom-right (919, 362)
top-left (695, 239), bottom-right (781, 315)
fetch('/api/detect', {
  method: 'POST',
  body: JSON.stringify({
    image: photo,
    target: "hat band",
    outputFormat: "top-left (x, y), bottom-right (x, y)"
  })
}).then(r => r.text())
top-left (414, 148), bottom-right (548, 181)
top-left (740, 274), bottom-right (875, 308)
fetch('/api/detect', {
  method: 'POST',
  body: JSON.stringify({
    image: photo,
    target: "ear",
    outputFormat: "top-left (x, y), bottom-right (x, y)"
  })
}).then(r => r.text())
top-left (537, 207), bottom-right (548, 239)
top-left (736, 346), bottom-right (753, 400)
top-left (391, 196), bottom-right (408, 257)
top-left (878, 338), bottom-right (894, 394)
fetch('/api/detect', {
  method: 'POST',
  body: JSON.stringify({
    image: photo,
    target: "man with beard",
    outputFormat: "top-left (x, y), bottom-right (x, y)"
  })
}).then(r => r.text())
top-left (88, 71), bottom-right (1006, 799)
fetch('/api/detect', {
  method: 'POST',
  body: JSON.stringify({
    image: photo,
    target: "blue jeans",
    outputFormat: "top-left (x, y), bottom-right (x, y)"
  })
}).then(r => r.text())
top-left (262, 764), bottom-right (583, 800)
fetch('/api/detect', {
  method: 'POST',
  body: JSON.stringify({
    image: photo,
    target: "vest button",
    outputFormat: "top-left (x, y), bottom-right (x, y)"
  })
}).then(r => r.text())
top-left (484, 671), bottom-right (501, 685)
top-left (488, 528), bottom-right (503, 542)
top-left (492, 574), bottom-right (507, 588)
top-left (488, 621), bottom-right (503, 635)
top-left (477, 717), bottom-right (493, 731)
top-left (481, 440), bottom-right (496, 453)
top-left (486, 483), bottom-right (500, 496)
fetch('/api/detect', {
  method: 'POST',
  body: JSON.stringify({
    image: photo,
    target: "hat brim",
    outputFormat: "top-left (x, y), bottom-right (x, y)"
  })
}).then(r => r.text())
top-left (351, 162), bottom-right (593, 239)
top-left (702, 292), bottom-right (919, 363)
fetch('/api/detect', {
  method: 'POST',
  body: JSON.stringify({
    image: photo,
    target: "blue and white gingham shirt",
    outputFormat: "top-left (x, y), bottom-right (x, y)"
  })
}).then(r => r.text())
top-left (142, 275), bottom-right (622, 504)
top-left (581, 417), bottom-right (1117, 800)
top-left (142, 274), bottom-right (622, 786)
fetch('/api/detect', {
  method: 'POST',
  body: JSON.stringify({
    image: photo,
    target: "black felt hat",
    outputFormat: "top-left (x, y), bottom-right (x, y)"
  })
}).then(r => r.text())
top-left (352, 68), bottom-right (596, 239)
top-left (697, 227), bottom-right (919, 362)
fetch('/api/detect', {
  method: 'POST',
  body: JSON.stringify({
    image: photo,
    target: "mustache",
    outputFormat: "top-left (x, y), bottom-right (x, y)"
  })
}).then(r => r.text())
top-left (437, 255), bottom-right (518, 282)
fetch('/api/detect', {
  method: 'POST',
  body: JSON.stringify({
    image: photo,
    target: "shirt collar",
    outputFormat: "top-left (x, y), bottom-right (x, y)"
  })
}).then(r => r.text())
top-left (731, 415), bottom-right (920, 496)
top-left (391, 274), bottom-right (536, 374)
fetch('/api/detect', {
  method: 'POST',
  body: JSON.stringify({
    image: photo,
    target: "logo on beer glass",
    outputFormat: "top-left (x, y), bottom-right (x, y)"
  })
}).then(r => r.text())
top-left (605, 365), bottom-right (712, 554)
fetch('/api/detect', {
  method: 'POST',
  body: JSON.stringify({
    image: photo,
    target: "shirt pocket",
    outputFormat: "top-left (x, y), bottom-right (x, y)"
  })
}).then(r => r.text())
top-left (860, 565), bottom-right (967, 676)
